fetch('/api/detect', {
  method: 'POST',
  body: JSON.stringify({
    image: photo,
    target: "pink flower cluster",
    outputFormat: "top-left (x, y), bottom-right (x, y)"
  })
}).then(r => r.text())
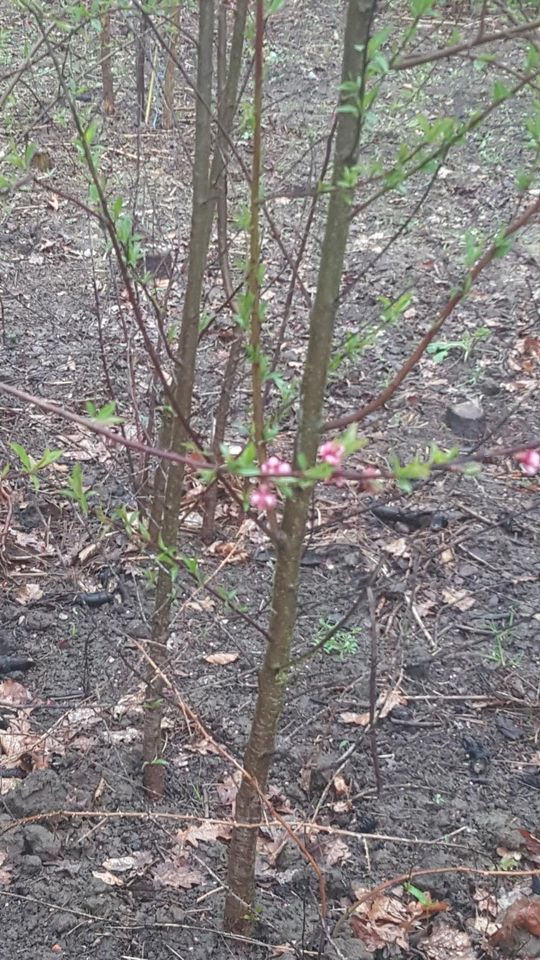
top-left (250, 484), bottom-right (277, 511)
top-left (516, 448), bottom-right (540, 476)
top-left (318, 440), bottom-right (345, 467)
top-left (250, 456), bottom-right (291, 513)
top-left (261, 456), bottom-right (292, 477)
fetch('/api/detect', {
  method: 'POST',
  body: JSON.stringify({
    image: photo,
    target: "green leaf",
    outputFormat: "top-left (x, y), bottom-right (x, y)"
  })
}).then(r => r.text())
top-left (36, 448), bottom-right (63, 470)
top-left (85, 400), bottom-right (123, 426)
top-left (492, 80), bottom-right (510, 103)
top-left (10, 442), bottom-right (32, 472)
top-left (404, 883), bottom-right (431, 906)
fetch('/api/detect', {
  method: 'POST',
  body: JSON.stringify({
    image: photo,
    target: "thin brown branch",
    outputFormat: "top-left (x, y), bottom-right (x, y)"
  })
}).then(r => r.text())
top-left (394, 17), bottom-right (540, 71)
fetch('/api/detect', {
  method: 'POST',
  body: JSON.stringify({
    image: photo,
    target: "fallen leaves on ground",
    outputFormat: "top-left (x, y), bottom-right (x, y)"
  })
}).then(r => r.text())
top-left (351, 887), bottom-right (449, 953)
top-left (383, 537), bottom-right (410, 558)
top-left (519, 829), bottom-right (540, 865)
top-left (153, 853), bottom-right (204, 890)
top-left (215, 772), bottom-right (241, 805)
top-left (203, 651), bottom-right (239, 666)
top-left (178, 820), bottom-right (232, 847)
top-left (308, 834), bottom-right (351, 869)
top-left (471, 885), bottom-right (498, 936)
top-left (340, 687), bottom-right (407, 726)
top-left (441, 588), bottom-right (475, 611)
top-left (92, 869), bottom-right (124, 887)
top-left (112, 684), bottom-right (146, 719)
top-left (0, 851), bottom-right (12, 886)
top-left (420, 921), bottom-right (476, 960)
top-left (15, 582), bottom-right (43, 604)
top-left (10, 529), bottom-right (54, 555)
top-left (208, 541), bottom-right (248, 563)
top-left (0, 686), bottom-right (64, 790)
top-left (350, 889), bottom-right (419, 951)
top-left (102, 851), bottom-right (153, 873)
top-left (0, 679), bottom-right (33, 707)
top-left (490, 895), bottom-right (540, 949)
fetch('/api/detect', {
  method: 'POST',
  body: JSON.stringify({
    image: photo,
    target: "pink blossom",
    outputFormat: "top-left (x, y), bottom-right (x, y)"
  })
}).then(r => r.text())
top-left (318, 440), bottom-right (345, 467)
top-left (261, 456), bottom-right (292, 476)
top-left (250, 484), bottom-right (277, 512)
top-left (515, 448), bottom-right (540, 476)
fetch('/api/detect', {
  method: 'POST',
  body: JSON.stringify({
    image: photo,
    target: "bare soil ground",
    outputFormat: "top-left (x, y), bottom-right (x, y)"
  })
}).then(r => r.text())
top-left (0, 1), bottom-right (539, 958)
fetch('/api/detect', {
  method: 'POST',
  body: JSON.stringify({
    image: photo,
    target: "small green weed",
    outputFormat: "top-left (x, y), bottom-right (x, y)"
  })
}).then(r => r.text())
top-left (427, 325), bottom-right (491, 364)
top-left (485, 611), bottom-right (522, 668)
top-left (313, 619), bottom-right (362, 658)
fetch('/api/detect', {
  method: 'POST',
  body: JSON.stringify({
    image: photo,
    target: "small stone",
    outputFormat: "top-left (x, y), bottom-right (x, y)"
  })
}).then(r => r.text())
top-left (23, 611), bottom-right (55, 632)
top-left (481, 378), bottom-right (501, 397)
top-left (22, 824), bottom-right (61, 858)
top-left (495, 715), bottom-right (522, 741)
top-left (445, 399), bottom-right (486, 439)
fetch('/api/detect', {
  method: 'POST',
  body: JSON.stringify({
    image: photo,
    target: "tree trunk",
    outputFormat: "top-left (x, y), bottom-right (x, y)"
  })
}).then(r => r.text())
top-left (162, 3), bottom-right (182, 129)
top-left (135, 12), bottom-right (148, 125)
top-left (150, 0), bottom-right (248, 542)
top-left (143, 0), bottom-right (215, 799)
top-left (223, 0), bottom-right (378, 931)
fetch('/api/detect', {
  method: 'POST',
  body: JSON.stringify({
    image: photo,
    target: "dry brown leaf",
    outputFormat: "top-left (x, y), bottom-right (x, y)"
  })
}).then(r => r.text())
top-left (208, 542), bottom-right (248, 563)
top-left (106, 727), bottom-right (141, 745)
top-left (309, 834), bottom-right (351, 869)
top-left (16, 582), bottom-right (43, 605)
top-left (383, 538), bottom-right (410, 558)
top-left (472, 886), bottom-right (498, 936)
top-left (178, 821), bottom-right (232, 848)
top-left (339, 688), bottom-right (405, 726)
top-left (153, 854), bottom-right (204, 890)
top-left (518, 829), bottom-right (540, 865)
top-left (216, 772), bottom-right (240, 806)
top-left (61, 706), bottom-right (102, 737)
top-left (102, 852), bottom-right (153, 873)
top-left (92, 870), bottom-right (124, 887)
top-left (11, 529), bottom-right (54, 554)
top-left (442, 588), bottom-right (475, 611)
top-left (421, 921), bottom-right (476, 960)
top-left (378, 687), bottom-right (407, 719)
top-left (339, 710), bottom-right (370, 726)
top-left (62, 433), bottom-right (111, 462)
top-left (203, 652), bottom-right (239, 666)
top-left (113, 684), bottom-right (146, 719)
top-left (491, 895), bottom-right (540, 946)
top-left (185, 596), bottom-right (215, 612)
top-left (333, 774), bottom-right (349, 797)
top-left (0, 850), bottom-right (12, 886)
top-left (93, 776), bottom-right (107, 803)
top-left (183, 737), bottom-right (220, 757)
top-left (0, 679), bottom-right (33, 707)
top-left (77, 543), bottom-right (99, 564)
top-left (350, 890), bottom-right (414, 952)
